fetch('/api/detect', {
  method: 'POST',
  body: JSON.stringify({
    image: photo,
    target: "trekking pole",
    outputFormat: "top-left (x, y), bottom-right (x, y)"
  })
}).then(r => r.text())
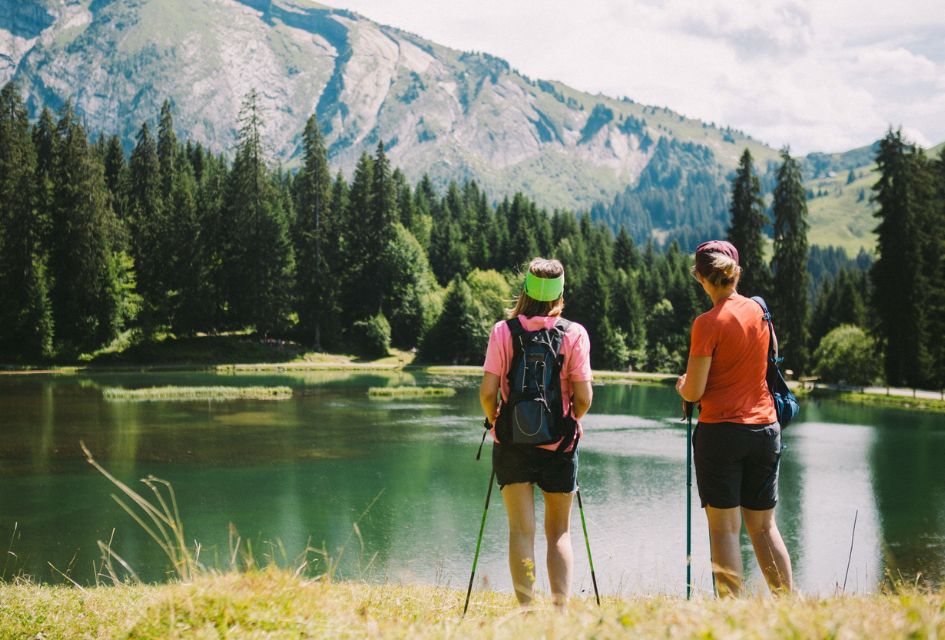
top-left (685, 400), bottom-right (694, 600)
top-left (576, 486), bottom-right (601, 606)
top-left (463, 468), bottom-right (496, 616)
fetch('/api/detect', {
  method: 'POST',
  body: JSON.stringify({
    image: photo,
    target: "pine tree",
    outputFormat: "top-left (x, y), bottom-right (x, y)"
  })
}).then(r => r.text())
top-left (157, 99), bottom-right (177, 200)
top-left (870, 129), bottom-right (933, 387)
top-left (810, 268), bottom-right (867, 347)
top-left (190, 148), bottom-right (228, 331)
top-left (418, 275), bottom-right (489, 364)
top-left (770, 148), bottom-right (810, 374)
top-left (505, 192), bottom-right (539, 269)
top-left (103, 134), bottom-right (126, 222)
top-left (128, 120), bottom-right (169, 332)
top-left (569, 253), bottom-right (627, 370)
top-left (293, 112), bottom-right (335, 348)
top-left (32, 107), bottom-right (56, 245)
top-left (410, 174), bottom-right (435, 250)
top-left (369, 141), bottom-right (398, 312)
top-left (393, 168), bottom-right (414, 231)
top-left (728, 149), bottom-right (771, 298)
top-left (342, 152), bottom-right (375, 321)
top-left (0, 83), bottom-right (54, 360)
top-left (930, 148), bottom-right (945, 387)
top-left (611, 268), bottom-right (646, 366)
top-left (465, 181), bottom-right (492, 269)
top-left (166, 153), bottom-right (202, 334)
top-left (429, 182), bottom-right (469, 283)
top-left (222, 89), bottom-right (294, 334)
top-left (48, 102), bottom-right (121, 353)
top-left (613, 226), bottom-right (641, 273)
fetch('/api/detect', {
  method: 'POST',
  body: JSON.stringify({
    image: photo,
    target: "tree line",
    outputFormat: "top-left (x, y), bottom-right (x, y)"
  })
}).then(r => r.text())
top-left (725, 135), bottom-right (945, 390)
top-left (0, 83), bottom-right (941, 387)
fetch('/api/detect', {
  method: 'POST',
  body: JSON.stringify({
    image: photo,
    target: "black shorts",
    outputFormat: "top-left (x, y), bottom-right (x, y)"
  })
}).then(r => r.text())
top-left (491, 442), bottom-right (578, 493)
top-left (693, 421), bottom-right (782, 510)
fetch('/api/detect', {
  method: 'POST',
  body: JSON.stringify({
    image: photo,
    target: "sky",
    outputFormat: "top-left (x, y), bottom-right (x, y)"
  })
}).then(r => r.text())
top-left (320, 0), bottom-right (945, 155)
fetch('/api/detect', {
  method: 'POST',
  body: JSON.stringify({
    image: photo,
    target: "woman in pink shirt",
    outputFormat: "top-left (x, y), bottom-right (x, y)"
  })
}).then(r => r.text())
top-left (479, 257), bottom-right (593, 607)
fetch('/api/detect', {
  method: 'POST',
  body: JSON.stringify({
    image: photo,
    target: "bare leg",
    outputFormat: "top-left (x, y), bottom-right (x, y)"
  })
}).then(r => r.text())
top-left (743, 507), bottom-right (793, 593)
top-left (705, 506), bottom-right (743, 597)
top-left (501, 483), bottom-right (537, 604)
top-left (542, 490), bottom-right (574, 607)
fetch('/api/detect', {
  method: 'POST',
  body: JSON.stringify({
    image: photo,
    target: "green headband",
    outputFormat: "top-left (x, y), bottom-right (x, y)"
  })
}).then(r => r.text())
top-left (524, 272), bottom-right (564, 301)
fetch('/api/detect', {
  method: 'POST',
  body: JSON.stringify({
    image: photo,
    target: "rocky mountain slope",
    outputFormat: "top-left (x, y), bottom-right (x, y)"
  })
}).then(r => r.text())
top-left (0, 1), bottom-right (773, 201)
top-left (2, 0), bottom-right (919, 253)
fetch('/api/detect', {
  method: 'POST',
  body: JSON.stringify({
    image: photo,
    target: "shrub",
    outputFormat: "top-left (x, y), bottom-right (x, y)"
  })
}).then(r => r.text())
top-left (465, 269), bottom-right (512, 321)
top-left (384, 224), bottom-right (441, 348)
top-left (418, 276), bottom-right (490, 364)
top-left (349, 313), bottom-right (391, 359)
top-left (813, 324), bottom-right (880, 386)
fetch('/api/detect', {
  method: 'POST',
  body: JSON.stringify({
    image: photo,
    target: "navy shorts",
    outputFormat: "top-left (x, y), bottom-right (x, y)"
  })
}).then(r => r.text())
top-left (491, 442), bottom-right (578, 493)
top-left (693, 421), bottom-right (782, 510)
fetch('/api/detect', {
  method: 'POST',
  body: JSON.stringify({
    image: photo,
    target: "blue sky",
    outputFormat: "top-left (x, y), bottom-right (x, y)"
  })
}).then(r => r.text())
top-left (322, 0), bottom-right (945, 154)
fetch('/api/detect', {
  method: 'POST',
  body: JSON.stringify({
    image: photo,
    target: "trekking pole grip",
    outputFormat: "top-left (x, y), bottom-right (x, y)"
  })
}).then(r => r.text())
top-left (476, 418), bottom-right (490, 460)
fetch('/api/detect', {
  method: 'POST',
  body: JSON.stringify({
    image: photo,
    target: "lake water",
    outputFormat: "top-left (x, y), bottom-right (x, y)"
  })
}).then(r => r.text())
top-left (1, 371), bottom-right (943, 597)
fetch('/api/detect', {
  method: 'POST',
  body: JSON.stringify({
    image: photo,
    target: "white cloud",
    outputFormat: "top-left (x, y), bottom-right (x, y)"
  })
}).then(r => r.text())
top-left (320, 0), bottom-right (945, 154)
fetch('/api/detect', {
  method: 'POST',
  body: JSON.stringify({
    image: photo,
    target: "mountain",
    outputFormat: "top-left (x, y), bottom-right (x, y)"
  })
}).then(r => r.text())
top-left (0, 2), bottom-right (775, 198)
top-left (1, 0), bottom-right (925, 254)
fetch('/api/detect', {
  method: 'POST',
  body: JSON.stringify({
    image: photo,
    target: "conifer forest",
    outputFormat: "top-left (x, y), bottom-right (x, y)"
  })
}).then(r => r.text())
top-left (1, 83), bottom-right (943, 389)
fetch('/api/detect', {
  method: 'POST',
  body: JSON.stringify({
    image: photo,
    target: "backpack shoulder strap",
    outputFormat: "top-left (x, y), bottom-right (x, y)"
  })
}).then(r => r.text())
top-left (550, 318), bottom-right (572, 366)
top-left (504, 318), bottom-right (528, 386)
top-left (750, 295), bottom-right (770, 318)
top-left (553, 318), bottom-right (572, 334)
top-left (506, 317), bottom-right (526, 338)
top-left (751, 296), bottom-right (779, 363)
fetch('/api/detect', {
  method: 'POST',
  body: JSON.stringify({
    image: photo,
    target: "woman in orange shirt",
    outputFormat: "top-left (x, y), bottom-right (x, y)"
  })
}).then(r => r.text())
top-left (675, 240), bottom-right (792, 596)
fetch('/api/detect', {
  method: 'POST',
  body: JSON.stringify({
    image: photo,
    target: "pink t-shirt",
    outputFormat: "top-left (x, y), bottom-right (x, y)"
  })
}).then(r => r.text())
top-left (482, 315), bottom-right (593, 450)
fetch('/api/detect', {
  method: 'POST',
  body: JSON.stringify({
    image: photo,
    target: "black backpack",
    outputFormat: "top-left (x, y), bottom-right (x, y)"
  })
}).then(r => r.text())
top-left (494, 317), bottom-right (577, 452)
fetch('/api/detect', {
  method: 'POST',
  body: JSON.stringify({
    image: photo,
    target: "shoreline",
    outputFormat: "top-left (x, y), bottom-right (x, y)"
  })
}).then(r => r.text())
top-left (4, 358), bottom-right (945, 414)
top-left (806, 386), bottom-right (945, 413)
top-left (0, 359), bottom-right (676, 384)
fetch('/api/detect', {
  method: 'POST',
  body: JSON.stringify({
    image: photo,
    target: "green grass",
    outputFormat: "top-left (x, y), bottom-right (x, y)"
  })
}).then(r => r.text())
top-left (367, 386), bottom-right (457, 399)
top-left (90, 334), bottom-right (302, 367)
top-left (805, 165), bottom-right (879, 255)
top-left (1, 571), bottom-right (943, 639)
top-left (419, 365), bottom-right (483, 377)
top-left (810, 388), bottom-right (945, 413)
top-left (102, 386), bottom-right (293, 401)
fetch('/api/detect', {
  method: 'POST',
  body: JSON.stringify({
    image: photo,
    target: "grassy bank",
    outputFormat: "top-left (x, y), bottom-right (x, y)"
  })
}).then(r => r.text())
top-left (419, 365), bottom-right (676, 386)
top-left (368, 386), bottom-right (457, 399)
top-left (102, 386), bottom-right (293, 402)
top-left (1, 571), bottom-right (943, 639)
top-left (809, 387), bottom-right (945, 413)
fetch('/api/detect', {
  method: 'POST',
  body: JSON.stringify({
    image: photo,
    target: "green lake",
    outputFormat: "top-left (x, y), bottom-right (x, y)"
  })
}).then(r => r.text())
top-left (1, 371), bottom-right (943, 597)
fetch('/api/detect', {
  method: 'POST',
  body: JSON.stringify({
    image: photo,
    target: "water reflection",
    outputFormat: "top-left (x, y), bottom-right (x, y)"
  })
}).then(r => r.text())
top-left (0, 373), bottom-right (943, 594)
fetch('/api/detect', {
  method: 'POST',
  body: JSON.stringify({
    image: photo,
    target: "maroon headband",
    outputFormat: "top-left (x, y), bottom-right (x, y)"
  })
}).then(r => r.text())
top-left (695, 240), bottom-right (739, 265)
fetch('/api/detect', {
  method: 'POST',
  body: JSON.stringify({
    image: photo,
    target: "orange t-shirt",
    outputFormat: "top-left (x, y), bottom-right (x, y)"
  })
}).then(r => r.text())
top-left (689, 294), bottom-right (777, 424)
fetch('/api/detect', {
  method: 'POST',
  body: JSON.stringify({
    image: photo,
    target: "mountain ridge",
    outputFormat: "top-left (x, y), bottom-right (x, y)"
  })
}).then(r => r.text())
top-left (2, 0), bottom-right (932, 254)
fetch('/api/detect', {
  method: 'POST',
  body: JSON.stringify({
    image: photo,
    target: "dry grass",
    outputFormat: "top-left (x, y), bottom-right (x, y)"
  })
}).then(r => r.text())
top-left (1, 570), bottom-right (943, 639)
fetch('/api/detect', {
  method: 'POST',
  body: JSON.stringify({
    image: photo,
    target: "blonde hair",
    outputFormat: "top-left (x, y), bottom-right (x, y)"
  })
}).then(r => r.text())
top-left (693, 251), bottom-right (741, 287)
top-left (508, 258), bottom-right (565, 318)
